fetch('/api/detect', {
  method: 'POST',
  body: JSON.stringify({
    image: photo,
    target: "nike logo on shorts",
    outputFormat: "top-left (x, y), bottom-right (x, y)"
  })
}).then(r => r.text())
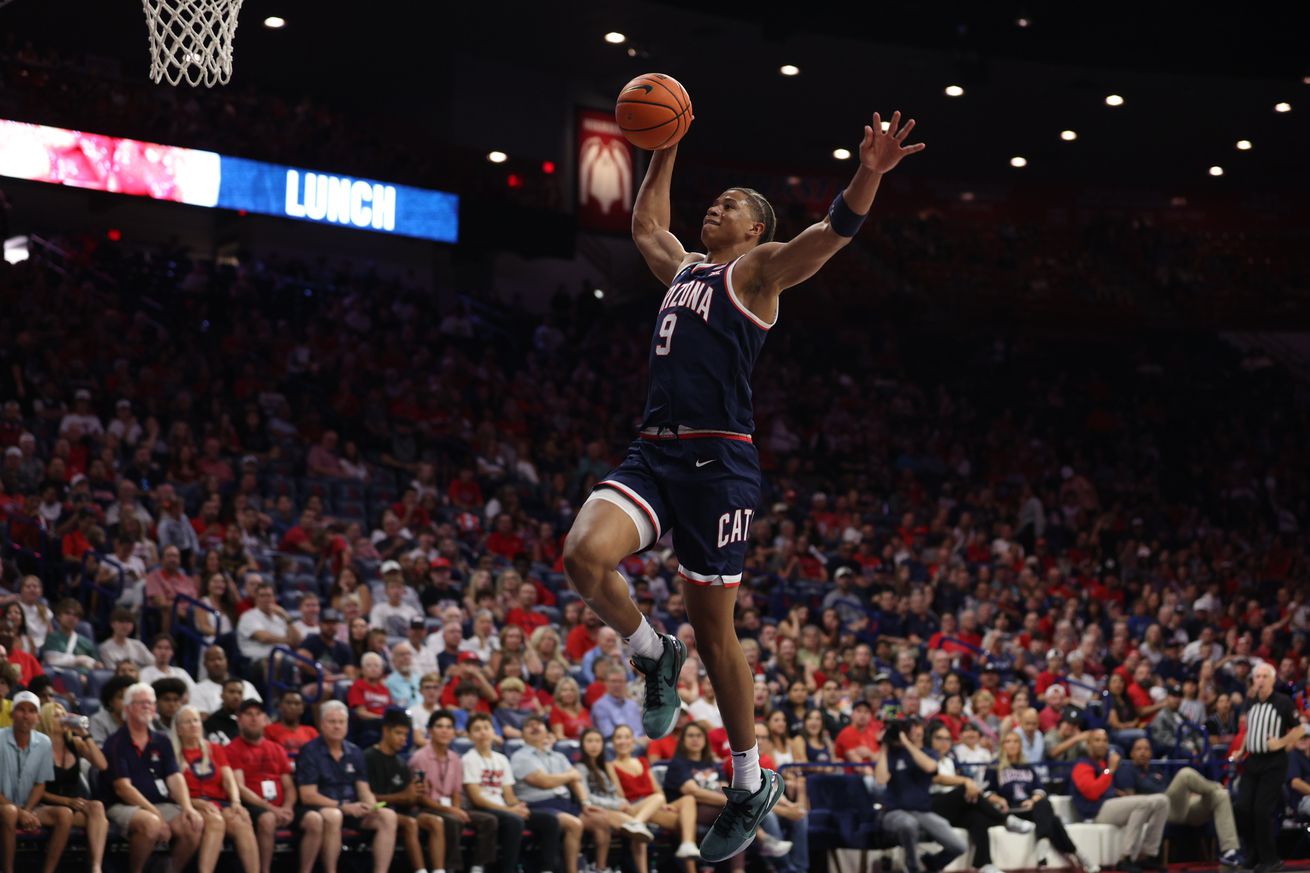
top-left (695, 459), bottom-right (716, 468)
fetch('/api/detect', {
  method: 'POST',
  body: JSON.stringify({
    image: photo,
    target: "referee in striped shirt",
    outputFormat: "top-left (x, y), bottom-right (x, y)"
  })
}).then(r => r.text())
top-left (1233, 662), bottom-right (1305, 873)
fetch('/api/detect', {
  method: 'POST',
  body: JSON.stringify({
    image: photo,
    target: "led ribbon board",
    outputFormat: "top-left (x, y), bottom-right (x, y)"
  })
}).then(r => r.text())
top-left (0, 119), bottom-right (458, 243)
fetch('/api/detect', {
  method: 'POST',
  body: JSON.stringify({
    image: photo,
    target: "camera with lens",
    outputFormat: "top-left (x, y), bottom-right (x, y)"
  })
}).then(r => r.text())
top-left (883, 717), bottom-right (913, 748)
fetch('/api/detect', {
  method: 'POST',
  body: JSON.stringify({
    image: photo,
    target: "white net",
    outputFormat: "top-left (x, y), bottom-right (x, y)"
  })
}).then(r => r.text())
top-left (141, 0), bottom-right (244, 87)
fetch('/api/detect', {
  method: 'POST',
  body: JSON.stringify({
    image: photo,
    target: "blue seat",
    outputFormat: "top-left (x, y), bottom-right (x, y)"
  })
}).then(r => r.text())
top-left (806, 773), bottom-right (893, 858)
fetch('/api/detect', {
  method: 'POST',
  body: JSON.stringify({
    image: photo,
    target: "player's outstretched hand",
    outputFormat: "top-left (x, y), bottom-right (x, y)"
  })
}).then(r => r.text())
top-left (861, 110), bottom-right (925, 173)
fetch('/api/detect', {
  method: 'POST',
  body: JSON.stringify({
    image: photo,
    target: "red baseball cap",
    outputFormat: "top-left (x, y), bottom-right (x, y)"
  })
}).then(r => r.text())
top-left (430, 557), bottom-right (452, 569)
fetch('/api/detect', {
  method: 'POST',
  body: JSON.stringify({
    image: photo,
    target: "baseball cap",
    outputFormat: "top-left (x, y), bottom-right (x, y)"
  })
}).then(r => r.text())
top-left (409, 617), bottom-right (427, 629)
top-left (381, 560), bottom-right (402, 575)
top-left (1046, 648), bottom-right (1063, 662)
top-left (1060, 706), bottom-right (1084, 726)
top-left (74, 388), bottom-right (91, 400)
top-left (458, 651), bottom-right (482, 663)
top-left (981, 661), bottom-right (1000, 673)
top-left (238, 698), bottom-right (264, 714)
top-left (873, 672), bottom-right (892, 684)
top-left (321, 608), bottom-right (343, 623)
top-left (851, 699), bottom-right (872, 711)
top-left (241, 454), bottom-right (258, 466)
top-left (1165, 684), bottom-right (1183, 697)
top-left (834, 567), bottom-right (854, 580)
top-left (4, 447), bottom-right (19, 458)
top-left (12, 691), bottom-right (39, 710)
top-left (430, 556), bottom-right (452, 569)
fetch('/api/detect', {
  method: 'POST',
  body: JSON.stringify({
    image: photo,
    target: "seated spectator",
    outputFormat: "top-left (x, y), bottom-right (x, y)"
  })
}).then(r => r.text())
top-left (549, 676), bottom-right (591, 741)
top-left (299, 608), bottom-right (355, 685)
top-left (834, 699), bottom-right (880, 762)
top-left (140, 634), bottom-right (196, 693)
top-left (98, 608), bottom-right (153, 671)
top-left (462, 711), bottom-right (561, 873)
top-left (170, 705), bottom-right (259, 873)
top-left (1071, 729), bottom-right (1170, 873)
top-left (592, 669), bottom-right (648, 748)
top-left (263, 691), bottom-right (318, 757)
top-left (1147, 684), bottom-right (1197, 755)
top-left (410, 708), bottom-right (498, 873)
top-left (686, 675), bottom-right (724, 729)
top-left (510, 715), bottom-right (600, 873)
top-left (1038, 685), bottom-right (1069, 732)
top-left (458, 609), bottom-right (500, 665)
top-left (1287, 733), bottom-right (1310, 819)
top-left (151, 677), bottom-right (190, 733)
top-left (950, 720), bottom-right (993, 781)
top-left (1014, 707), bottom-right (1045, 762)
top-left (1044, 706), bottom-right (1092, 764)
top-left (927, 721), bottom-right (1033, 873)
top-left (1113, 737), bottom-right (1242, 868)
top-left (385, 642), bottom-right (422, 708)
top-left (0, 616), bottom-right (45, 685)
top-left (237, 581), bottom-right (301, 681)
top-left (40, 597), bottom-right (100, 675)
top-left (493, 677), bottom-right (536, 740)
top-left (370, 574), bottom-right (422, 638)
top-left (194, 571), bottom-right (239, 644)
top-left (365, 709), bottom-right (446, 873)
top-left (986, 730), bottom-right (1088, 870)
top-left (192, 646), bottom-right (262, 717)
top-left (608, 723), bottom-right (701, 862)
top-left (202, 678), bottom-right (245, 745)
top-left (409, 673), bottom-right (443, 746)
top-left (91, 674), bottom-right (135, 745)
top-left (295, 700), bottom-right (399, 873)
top-left (875, 719), bottom-right (966, 873)
top-left (1205, 692), bottom-right (1239, 742)
top-left (103, 682), bottom-right (205, 873)
top-left (0, 691), bottom-right (74, 873)
top-left (795, 708), bottom-right (835, 765)
top-left (405, 617), bottom-right (442, 676)
top-left (36, 699), bottom-right (110, 873)
top-left (349, 652), bottom-right (392, 724)
top-left (226, 698), bottom-right (325, 873)
top-left (146, 545), bottom-right (198, 634)
top-left (505, 581), bottom-right (550, 635)
top-left (573, 725), bottom-right (674, 873)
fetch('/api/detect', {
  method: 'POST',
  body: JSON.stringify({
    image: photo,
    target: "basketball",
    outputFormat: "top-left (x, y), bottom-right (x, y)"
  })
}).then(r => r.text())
top-left (615, 73), bottom-right (693, 151)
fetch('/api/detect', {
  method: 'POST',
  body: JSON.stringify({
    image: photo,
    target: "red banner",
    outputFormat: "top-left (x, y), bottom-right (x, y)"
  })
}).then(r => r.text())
top-left (577, 108), bottom-right (633, 233)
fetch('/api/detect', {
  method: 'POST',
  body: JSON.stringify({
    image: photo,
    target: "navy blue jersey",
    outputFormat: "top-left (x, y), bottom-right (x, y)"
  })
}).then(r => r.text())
top-left (641, 258), bottom-right (772, 435)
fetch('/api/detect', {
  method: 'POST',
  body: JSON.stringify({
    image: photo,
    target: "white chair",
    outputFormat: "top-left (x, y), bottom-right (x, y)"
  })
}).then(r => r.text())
top-left (988, 827), bottom-right (1038, 870)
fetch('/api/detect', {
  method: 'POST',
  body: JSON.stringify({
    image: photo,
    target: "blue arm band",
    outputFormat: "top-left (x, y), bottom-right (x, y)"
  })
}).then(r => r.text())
top-left (828, 191), bottom-right (867, 237)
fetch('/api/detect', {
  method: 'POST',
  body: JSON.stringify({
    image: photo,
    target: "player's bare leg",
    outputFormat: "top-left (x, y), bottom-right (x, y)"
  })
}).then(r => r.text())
top-left (562, 499), bottom-right (644, 636)
top-left (565, 497), bottom-right (687, 738)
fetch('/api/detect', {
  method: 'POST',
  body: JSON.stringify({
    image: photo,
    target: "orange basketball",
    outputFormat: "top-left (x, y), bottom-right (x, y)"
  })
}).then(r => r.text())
top-left (615, 73), bottom-right (693, 151)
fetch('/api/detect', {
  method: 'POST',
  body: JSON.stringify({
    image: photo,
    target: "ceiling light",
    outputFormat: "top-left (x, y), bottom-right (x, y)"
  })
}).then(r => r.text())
top-left (779, 65), bottom-right (800, 77)
top-left (1060, 129), bottom-right (1078, 141)
top-left (604, 32), bottom-right (626, 44)
top-left (1105, 94), bottom-right (1124, 107)
top-left (1236, 140), bottom-right (1252, 151)
top-left (960, 191), bottom-right (975, 202)
top-left (832, 148), bottom-right (851, 160)
top-left (593, 289), bottom-right (605, 299)
top-left (1275, 102), bottom-right (1292, 112)
top-left (487, 151), bottom-right (507, 164)
top-left (1209, 165), bottom-right (1224, 176)
top-left (1015, 17), bottom-right (1031, 27)
top-left (626, 48), bottom-right (636, 57)
top-left (880, 121), bottom-right (890, 132)
top-left (262, 16), bottom-right (285, 28)
top-left (1010, 156), bottom-right (1028, 168)
top-left (944, 85), bottom-right (964, 97)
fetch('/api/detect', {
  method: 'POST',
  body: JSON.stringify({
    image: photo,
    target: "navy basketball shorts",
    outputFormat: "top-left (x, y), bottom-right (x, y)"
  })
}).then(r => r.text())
top-left (585, 434), bottom-right (761, 587)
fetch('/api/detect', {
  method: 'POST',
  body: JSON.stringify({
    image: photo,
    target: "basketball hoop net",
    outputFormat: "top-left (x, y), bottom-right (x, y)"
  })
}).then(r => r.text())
top-left (141, 0), bottom-right (244, 87)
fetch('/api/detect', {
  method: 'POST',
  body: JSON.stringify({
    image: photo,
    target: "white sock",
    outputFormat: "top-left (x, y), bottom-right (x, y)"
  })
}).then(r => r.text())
top-left (730, 743), bottom-right (761, 792)
top-left (625, 617), bottom-right (663, 660)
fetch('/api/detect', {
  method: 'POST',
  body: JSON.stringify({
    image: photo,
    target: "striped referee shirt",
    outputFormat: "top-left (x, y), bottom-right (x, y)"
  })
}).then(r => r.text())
top-left (1243, 691), bottom-right (1296, 755)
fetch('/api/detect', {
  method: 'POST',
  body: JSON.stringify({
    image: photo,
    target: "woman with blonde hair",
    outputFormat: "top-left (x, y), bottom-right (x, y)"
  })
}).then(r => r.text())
top-left (987, 731), bottom-right (1090, 872)
top-left (548, 675), bottom-right (592, 740)
top-left (529, 624), bottom-right (568, 672)
top-left (170, 705), bottom-right (260, 873)
top-left (37, 701), bottom-right (110, 873)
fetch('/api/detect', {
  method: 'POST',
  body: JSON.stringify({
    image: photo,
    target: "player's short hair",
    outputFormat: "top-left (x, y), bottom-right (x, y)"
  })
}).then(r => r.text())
top-left (730, 187), bottom-right (776, 244)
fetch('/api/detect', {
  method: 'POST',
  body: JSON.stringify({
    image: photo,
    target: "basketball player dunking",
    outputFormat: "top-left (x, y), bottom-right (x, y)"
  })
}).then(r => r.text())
top-left (564, 111), bottom-right (924, 861)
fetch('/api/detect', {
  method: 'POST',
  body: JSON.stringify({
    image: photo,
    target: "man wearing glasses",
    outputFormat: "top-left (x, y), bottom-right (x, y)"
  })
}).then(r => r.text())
top-left (103, 682), bottom-right (206, 873)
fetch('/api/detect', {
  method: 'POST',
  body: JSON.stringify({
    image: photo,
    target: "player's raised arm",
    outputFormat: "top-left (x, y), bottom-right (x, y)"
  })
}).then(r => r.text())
top-left (745, 111), bottom-right (925, 294)
top-left (632, 145), bottom-right (696, 286)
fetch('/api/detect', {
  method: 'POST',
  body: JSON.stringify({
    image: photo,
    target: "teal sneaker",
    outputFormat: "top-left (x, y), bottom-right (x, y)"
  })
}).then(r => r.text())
top-left (629, 633), bottom-right (686, 739)
top-left (698, 768), bottom-right (785, 862)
